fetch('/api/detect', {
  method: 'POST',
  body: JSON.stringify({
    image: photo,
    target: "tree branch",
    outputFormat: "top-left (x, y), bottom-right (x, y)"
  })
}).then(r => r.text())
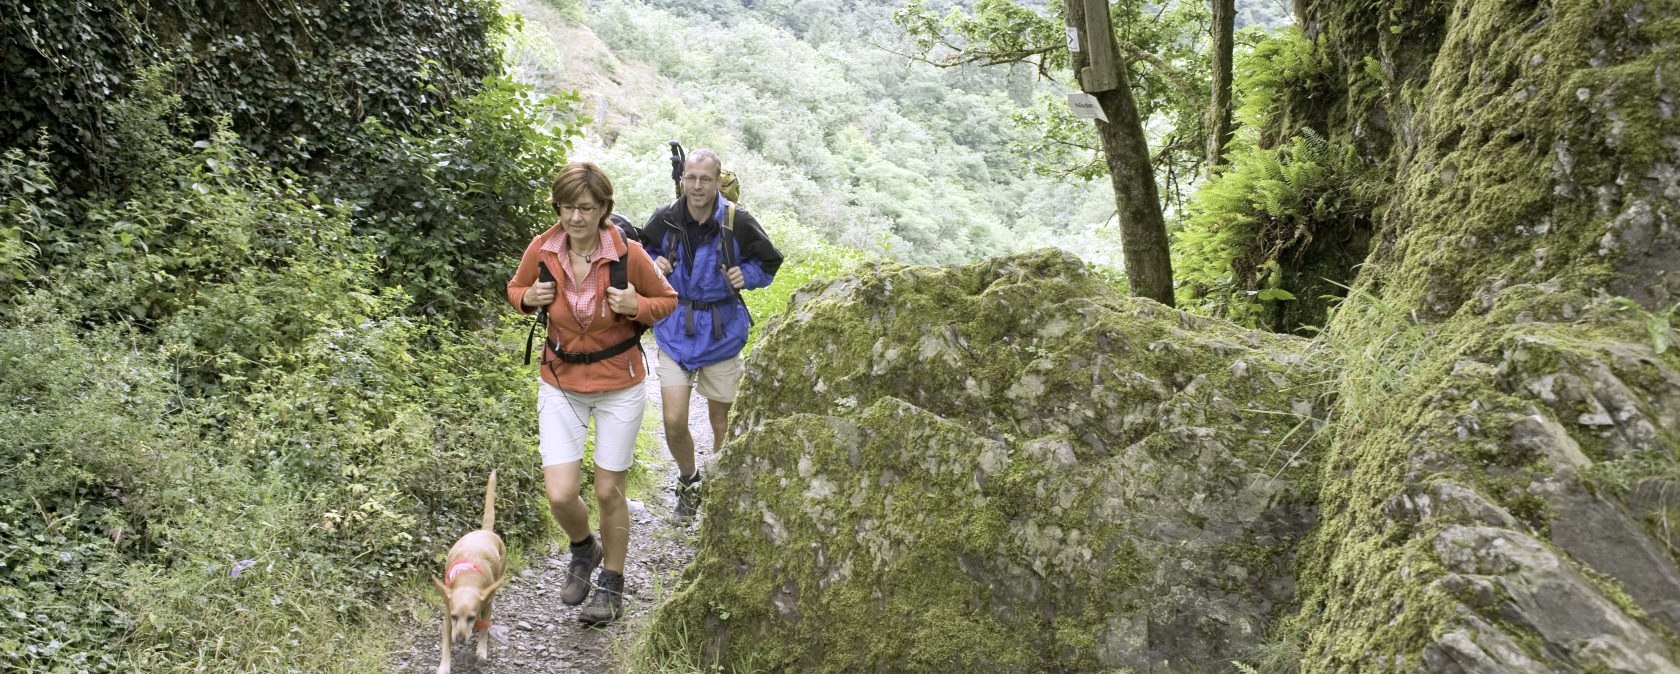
top-left (1114, 38), bottom-right (1200, 101)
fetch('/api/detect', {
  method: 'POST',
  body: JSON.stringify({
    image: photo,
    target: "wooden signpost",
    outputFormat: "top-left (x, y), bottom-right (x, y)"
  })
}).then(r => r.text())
top-left (1064, 0), bottom-right (1120, 93)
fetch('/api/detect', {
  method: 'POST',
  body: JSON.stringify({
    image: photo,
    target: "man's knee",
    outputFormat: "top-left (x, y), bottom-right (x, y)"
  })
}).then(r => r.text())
top-left (663, 411), bottom-right (691, 436)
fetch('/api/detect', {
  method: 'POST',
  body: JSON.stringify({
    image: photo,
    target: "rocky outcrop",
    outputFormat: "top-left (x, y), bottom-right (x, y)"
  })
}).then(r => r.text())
top-left (646, 250), bottom-right (1331, 672)
top-left (1283, 0), bottom-right (1680, 671)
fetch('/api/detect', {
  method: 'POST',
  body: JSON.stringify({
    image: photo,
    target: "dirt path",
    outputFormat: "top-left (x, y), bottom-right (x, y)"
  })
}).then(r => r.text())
top-left (390, 348), bottom-right (713, 673)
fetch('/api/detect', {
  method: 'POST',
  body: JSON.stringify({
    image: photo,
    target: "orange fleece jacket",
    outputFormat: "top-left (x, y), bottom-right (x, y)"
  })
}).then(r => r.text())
top-left (508, 224), bottom-right (677, 393)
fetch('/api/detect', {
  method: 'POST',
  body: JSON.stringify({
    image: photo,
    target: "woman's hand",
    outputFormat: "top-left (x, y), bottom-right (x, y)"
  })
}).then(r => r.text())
top-left (523, 281), bottom-right (556, 308)
top-left (606, 283), bottom-right (639, 315)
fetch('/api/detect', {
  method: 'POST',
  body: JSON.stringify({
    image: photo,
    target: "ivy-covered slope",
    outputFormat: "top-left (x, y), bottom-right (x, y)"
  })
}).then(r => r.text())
top-left (2, 0), bottom-right (574, 324)
top-left (1, 0), bottom-right (503, 192)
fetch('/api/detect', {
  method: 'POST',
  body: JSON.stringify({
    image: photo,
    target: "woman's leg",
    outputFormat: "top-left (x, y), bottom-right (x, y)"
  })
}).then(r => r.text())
top-left (591, 384), bottom-right (647, 573)
top-left (593, 468), bottom-right (629, 573)
top-left (538, 382), bottom-right (592, 542)
top-left (543, 462), bottom-right (590, 541)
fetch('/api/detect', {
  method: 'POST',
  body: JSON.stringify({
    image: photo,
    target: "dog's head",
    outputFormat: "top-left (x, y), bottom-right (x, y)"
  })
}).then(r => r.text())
top-left (433, 575), bottom-right (504, 643)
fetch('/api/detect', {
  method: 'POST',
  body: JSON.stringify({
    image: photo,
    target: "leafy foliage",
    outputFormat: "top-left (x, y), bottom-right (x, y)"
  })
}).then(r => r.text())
top-left (323, 78), bottom-right (581, 324)
top-left (892, 0), bottom-right (1215, 209)
top-left (1231, 26), bottom-right (1334, 148)
top-left (1166, 25), bottom-right (1376, 334)
top-left (2, 1), bottom-right (579, 326)
top-left (0, 0), bottom-right (507, 195)
top-left (0, 2), bottom-right (578, 672)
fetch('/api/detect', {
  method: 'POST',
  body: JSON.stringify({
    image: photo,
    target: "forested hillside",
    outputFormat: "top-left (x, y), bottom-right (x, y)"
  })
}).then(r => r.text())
top-left (507, 0), bottom-right (1307, 323)
top-left (509, 0), bottom-right (1122, 267)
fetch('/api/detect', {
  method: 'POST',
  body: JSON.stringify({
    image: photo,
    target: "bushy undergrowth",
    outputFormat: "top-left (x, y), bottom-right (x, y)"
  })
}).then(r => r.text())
top-left (0, 43), bottom-right (840, 669)
top-left (1175, 128), bottom-right (1368, 330)
top-left (0, 68), bottom-right (556, 674)
top-left (322, 76), bottom-right (582, 325)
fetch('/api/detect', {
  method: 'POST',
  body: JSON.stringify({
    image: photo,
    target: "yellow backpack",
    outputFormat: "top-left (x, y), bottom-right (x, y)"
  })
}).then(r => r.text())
top-left (719, 168), bottom-right (740, 203)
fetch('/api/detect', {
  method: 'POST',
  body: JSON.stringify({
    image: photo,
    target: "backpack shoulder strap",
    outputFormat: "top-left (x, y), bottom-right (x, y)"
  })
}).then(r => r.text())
top-left (720, 203), bottom-right (739, 269)
top-left (610, 256), bottom-right (628, 290)
top-left (605, 255), bottom-right (647, 335)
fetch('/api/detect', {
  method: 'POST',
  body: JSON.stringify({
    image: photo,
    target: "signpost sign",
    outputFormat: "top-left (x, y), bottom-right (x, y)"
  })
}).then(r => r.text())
top-left (1067, 92), bottom-right (1109, 122)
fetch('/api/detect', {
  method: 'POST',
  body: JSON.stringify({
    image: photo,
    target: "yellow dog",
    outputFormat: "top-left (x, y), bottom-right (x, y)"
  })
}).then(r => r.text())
top-left (430, 470), bottom-right (506, 674)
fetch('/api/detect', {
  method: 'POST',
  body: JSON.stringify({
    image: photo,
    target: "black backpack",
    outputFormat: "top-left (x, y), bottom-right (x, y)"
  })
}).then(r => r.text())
top-left (610, 212), bottom-right (642, 246)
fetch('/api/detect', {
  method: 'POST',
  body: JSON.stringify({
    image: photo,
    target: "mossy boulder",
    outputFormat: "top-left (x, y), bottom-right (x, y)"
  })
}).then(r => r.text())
top-left (646, 249), bottom-right (1331, 672)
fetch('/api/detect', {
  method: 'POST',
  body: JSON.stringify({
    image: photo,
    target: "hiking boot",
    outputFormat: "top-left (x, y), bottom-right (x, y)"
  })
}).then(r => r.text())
top-left (561, 535), bottom-right (602, 606)
top-left (674, 476), bottom-right (702, 520)
top-left (579, 569), bottom-right (624, 626)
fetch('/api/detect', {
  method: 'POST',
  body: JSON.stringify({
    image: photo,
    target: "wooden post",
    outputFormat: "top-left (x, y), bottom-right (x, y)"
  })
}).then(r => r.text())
top-left (1080, 0), bottom-right (1120, 92)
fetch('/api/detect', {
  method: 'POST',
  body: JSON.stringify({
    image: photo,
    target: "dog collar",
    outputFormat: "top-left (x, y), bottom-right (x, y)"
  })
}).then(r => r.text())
top-left (475, 619), bottom-right (492, 631)
top-left (445, 560), bottom-right (481, 584)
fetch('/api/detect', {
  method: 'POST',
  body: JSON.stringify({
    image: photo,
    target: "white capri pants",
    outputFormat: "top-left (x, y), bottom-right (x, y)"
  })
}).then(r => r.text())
top-left (537, 381), bottom-right (645, 472)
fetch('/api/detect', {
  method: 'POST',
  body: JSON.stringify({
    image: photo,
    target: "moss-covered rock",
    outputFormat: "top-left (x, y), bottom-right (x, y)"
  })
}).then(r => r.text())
top-left (644, 249), bottom-right (1331, 672)
top-left (1284, 0), bottom-right (1680, 671)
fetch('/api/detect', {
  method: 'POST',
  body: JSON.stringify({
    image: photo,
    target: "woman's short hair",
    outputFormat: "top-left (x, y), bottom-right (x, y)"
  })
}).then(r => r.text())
top-left (549, 162), bottom-right (615, 225)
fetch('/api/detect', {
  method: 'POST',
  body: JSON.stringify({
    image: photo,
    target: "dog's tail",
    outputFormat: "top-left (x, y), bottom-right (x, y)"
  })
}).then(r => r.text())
top-left (481, 469), bottom-right (498, 531)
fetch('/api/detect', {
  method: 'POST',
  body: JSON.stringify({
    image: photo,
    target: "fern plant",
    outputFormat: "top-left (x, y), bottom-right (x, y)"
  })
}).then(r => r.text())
top-left (1174, 127), bottom-right (1367, 331)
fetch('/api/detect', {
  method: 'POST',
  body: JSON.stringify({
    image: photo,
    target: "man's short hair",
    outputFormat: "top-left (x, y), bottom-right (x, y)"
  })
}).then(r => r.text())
top-left (685, 149), bottom-right (722, 177)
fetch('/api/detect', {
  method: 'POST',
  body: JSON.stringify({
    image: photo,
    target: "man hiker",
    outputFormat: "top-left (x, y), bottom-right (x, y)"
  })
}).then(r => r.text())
top-left (641, 148), bottom-right (783, 519)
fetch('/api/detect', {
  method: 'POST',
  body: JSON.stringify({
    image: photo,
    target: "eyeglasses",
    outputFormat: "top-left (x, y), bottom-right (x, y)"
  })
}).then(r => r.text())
top-left (557, 203), bottom-right (601, 216)
top-left (680, 174), bottom-right (718, 185)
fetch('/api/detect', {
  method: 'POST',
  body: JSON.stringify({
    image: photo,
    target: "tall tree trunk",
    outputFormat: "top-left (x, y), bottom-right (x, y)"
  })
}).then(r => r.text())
top-left (1205, 0), bottom-right (1235, 169)
top-left (1065, 0), bottom-right (1175, 307)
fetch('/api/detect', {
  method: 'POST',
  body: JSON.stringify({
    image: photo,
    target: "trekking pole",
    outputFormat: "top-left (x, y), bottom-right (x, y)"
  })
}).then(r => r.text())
top-left (668, 140), bottom-right (685, 201)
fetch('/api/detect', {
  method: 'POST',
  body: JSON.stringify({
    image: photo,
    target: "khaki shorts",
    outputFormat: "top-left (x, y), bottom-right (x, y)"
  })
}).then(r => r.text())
top-left (656, 350), bottom-right (743, 403)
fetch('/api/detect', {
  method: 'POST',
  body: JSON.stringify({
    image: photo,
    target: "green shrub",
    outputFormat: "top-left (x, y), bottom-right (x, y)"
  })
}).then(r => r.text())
top-left (0, 297), bottom-right (555, 673)
top-left (324, 77), bottom-right (582, 325)
top-left (0, 140), bottom-right (60, 316)
top-left (0, 80), bottom-right (566, 674)
top-left (1171, 24), bottom-right (1376, 334)
top-left (1233, 26), bottom-right (1334, 147)
top-left (0, 314), bottom-right (193, 672)
top-left (0, 0), bottom-right (508, 196)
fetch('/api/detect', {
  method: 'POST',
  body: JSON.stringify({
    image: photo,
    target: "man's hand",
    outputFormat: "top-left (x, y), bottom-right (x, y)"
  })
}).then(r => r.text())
top-left (654, 256), bottom-right (673, 275)
top-left (523, 281), bottom-right (556, 308)
top-left (607, 283), bottom-right (639, 315)
top-left (726, 266), bottom-right (745, 289)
